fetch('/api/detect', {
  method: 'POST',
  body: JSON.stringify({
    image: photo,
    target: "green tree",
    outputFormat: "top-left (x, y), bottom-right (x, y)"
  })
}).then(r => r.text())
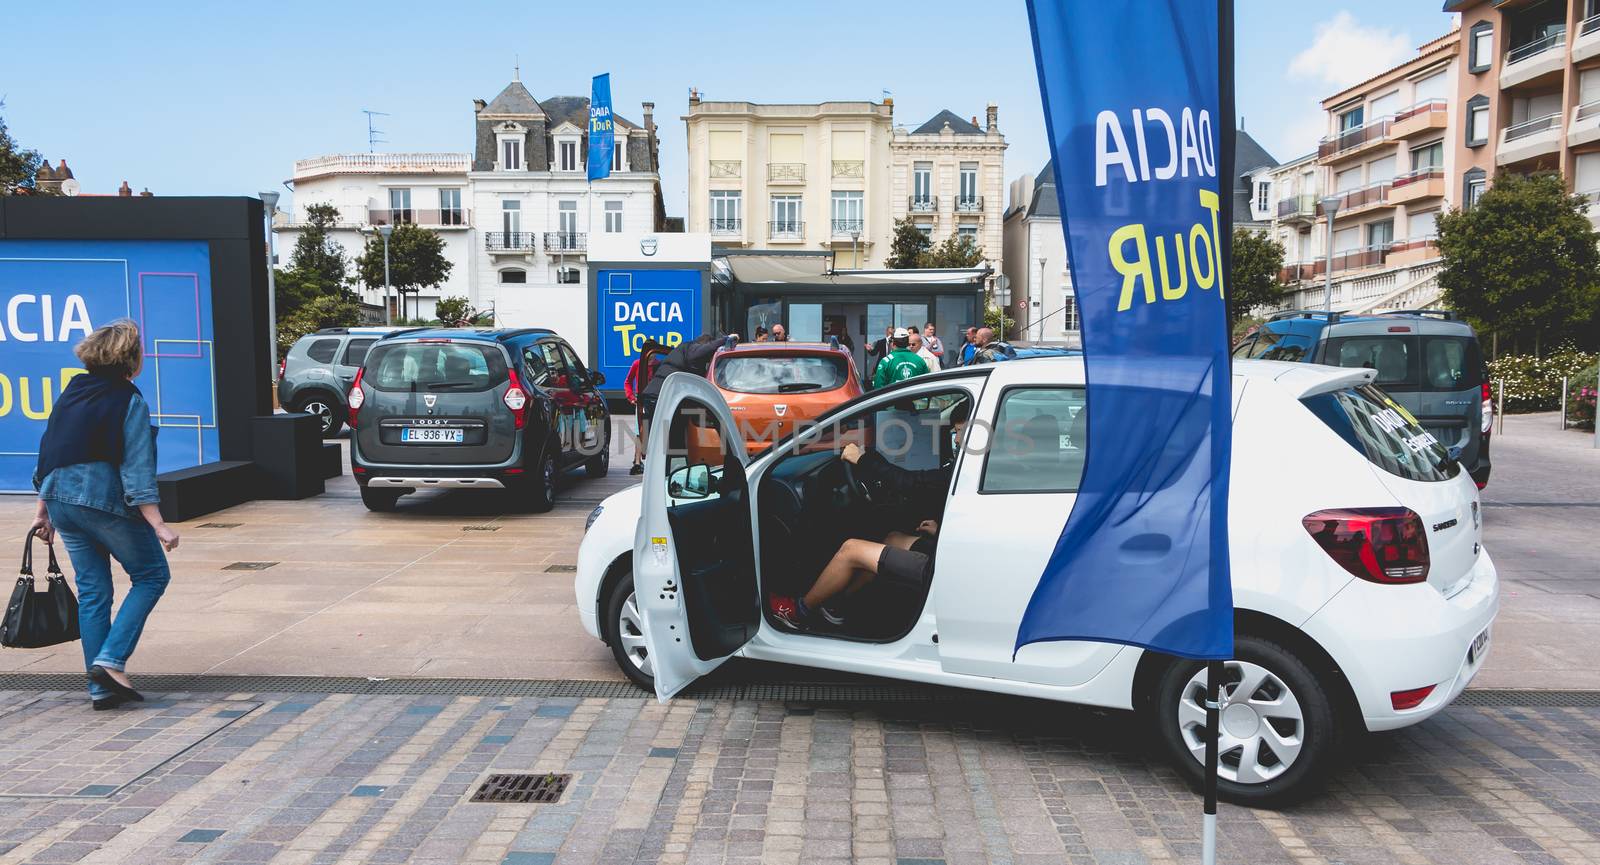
top-left (0, 103), bottom-right (45, 195)
top-left (288, 203), bottom-right (350, 287)
top-left (434, 296), bottom-right (478, 327)
top-left (885, 217), bottom-right (932, 269)
top-left (983, 303), bottom-right (1014, 338)
top-left (1228, 227), bottom-right (1286, 328)
top-left (355, 223), bottom-right (453, 321)
top-left (1436, 171), bottom-right (1600, 353)
top-left (925, 233), bottom-right (986, 269)
top-left (276, 293), bottom-right (361, 355)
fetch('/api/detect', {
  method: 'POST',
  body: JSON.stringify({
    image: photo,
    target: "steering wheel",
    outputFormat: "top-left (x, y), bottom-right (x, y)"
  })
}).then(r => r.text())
top-left (841, 459), bottom-right (873, 504)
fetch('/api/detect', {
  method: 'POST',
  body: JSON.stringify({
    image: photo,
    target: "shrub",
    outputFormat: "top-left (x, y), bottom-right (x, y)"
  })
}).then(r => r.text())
top-left (1567, 362), bottom-right (1598, 431)
top-left (1487, 345), bottom-right (1599, 413)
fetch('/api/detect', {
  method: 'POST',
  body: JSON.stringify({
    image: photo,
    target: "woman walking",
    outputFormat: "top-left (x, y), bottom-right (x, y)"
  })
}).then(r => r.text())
top-left (28, 320), bottom-right (179, 710)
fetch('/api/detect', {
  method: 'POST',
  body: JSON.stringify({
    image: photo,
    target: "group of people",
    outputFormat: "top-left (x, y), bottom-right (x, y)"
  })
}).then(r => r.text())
top-left (866, 323), bottom-right (1001, 388)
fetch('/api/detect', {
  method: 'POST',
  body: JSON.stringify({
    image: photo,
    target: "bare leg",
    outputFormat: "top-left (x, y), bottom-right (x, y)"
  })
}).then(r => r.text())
top-left (803, 539), bottom-right (883, 609)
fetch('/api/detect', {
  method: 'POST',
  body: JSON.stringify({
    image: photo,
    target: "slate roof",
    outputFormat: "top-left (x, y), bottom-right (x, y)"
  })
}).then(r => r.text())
top-left (1025, 161), bottom-right (1059, 219)
top-left (1232, 128), bottom-right (1278, 225)
top-left (538, 95), bottom-right (640, 131)
top-left (481, 80), bottom-right (543, 116)
top-left (912, 109), bottom-right (983, 135)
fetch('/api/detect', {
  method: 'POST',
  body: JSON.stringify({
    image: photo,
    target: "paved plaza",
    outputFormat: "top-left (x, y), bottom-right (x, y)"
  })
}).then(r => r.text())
top-left (0, 413), bottom-right (1595, 863)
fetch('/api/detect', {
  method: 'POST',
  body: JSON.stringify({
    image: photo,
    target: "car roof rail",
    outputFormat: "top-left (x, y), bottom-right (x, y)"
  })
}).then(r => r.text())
top-left (722, 334), bottom-right (739, 352)
top-left (312, 327), bottom-right (350, 335)
top-left (1266, 309), bottom-right (1341, 323)
top-left (379, 327), bottom-right (432, 340)
top-left (1384, 309), bottom-right (1456, 321)
top-left (495, 327), bottom-right (554, 341)
top-left (828, 335), bottom-right (841, 351)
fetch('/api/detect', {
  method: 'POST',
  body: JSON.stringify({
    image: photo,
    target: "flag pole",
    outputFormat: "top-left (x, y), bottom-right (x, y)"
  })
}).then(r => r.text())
top-left (1208, 0), bottom-right (1235, 862)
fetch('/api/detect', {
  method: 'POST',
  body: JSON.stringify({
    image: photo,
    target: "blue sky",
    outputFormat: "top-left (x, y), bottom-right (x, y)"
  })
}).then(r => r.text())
top-left (3, 1), bottom-right (1457, 211)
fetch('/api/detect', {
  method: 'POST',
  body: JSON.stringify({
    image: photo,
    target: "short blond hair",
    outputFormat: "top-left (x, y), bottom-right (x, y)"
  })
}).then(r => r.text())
top-left (75, 319), bottom-right (144, 378)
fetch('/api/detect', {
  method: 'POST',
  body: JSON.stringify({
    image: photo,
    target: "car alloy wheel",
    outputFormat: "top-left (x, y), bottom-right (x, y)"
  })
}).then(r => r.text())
top-left (302, 400), bottom-right (335, 434)
top-left (1176, 660), bottom-right (1306, 785)
top-left (542, 453), bottom-right (557, 502)
top-left (617, 591), bottom-right (652, 677)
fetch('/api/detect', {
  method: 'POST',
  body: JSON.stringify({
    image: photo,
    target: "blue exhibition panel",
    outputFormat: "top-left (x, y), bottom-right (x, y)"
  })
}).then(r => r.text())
top-left (593, 268), bottom-right (702, 390)
top-left (0, 240), bottom-right (219, 492)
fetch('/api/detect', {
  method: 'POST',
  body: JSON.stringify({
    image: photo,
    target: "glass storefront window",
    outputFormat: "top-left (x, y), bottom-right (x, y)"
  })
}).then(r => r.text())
top-left (789, 303), bottom-right (823, 342)
top-left (746, 299), bottom-right (782, 340)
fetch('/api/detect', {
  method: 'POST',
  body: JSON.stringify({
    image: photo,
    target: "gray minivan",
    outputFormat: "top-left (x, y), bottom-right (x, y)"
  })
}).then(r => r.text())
top-left (349, 328), bottom-right (611, 512)
top-left (1234, 310), bottom-right (1492, 486)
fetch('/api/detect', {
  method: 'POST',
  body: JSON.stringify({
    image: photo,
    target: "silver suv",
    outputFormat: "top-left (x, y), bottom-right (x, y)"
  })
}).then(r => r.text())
top-left (278, 327), bottom-right (401, 437)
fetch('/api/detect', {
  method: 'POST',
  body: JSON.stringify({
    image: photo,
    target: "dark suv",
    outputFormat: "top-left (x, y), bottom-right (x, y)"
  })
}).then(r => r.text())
top-left (348, 328), bottom-right (611, 512)
top-left (1234, 309), bottom-right (1492, 486)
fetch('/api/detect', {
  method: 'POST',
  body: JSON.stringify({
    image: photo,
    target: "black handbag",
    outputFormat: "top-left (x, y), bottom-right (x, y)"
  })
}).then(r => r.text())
top-left (1, 531), bottom-right (80, 649)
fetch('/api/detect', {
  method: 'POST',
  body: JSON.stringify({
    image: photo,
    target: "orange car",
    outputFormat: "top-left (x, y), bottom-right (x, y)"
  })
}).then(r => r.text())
top-left (701, 340), bottom-right (864, 456)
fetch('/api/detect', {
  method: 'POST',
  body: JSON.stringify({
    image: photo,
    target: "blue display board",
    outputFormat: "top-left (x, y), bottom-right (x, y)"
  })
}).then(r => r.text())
top-left (593, 269), bottom-right (703, 389)
top-left (0, 240), bottom-right (219, 492)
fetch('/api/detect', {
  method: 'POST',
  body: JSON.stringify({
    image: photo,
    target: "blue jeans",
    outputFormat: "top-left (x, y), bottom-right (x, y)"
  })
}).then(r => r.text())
top-left (44, 501), bottom-right (170, 699)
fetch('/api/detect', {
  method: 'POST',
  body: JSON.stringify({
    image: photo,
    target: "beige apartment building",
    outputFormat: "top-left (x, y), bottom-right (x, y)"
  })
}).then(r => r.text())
top-left (683, 93), bottom-right (894, 268)
top-left (1278, 30), bottom-right (1460, 313)
top-left (889, 107), bottom-right (1008, 274)
top-left (1449, 0), bottom-right (1600, 210)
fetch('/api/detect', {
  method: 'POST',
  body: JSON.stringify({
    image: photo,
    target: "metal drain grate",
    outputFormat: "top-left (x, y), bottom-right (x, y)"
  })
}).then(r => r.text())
top-left (222, 561), bottom-right (278, 571)
top-left (471, 773), bottom-right (571, 803)
top-left (544, 564), bottom-right (577, 573)
top-left (197, 523), bottom-right (241, 529)
top-left (462, 525), bottom-right (500, 532)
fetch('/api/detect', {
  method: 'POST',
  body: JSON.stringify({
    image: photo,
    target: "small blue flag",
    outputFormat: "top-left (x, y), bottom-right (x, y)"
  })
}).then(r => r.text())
top-left (1018, 0), bottom-right (1234, 661)
top-left (588, 73), bottom-right (615, 182)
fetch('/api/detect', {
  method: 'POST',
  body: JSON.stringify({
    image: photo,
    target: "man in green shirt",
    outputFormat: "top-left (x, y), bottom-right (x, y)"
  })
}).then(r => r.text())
top-left (872, 327), bottom-right (930, 388)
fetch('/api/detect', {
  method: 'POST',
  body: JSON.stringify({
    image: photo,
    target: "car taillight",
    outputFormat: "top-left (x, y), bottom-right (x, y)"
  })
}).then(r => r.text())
top-left (277, 358), bottom-right (287, 381)
top-left (1302, 507), bottom-right (1430, 585)
top-left (1390, 685), bottom-right (1435, 710)
top-left (504, 369), bottom-right (529, 429)
top-left (347, 368), bottom-right (365, 428)
top-left (1480, 381), bottom-right (1493, 435)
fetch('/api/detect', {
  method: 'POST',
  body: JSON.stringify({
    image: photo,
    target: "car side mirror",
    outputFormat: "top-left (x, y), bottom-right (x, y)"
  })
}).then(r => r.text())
top-left (668, 464), bottom-right (714, 500)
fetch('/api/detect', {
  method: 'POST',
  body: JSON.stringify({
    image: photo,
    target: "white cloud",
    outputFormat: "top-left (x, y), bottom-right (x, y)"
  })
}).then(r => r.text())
top-left (1287, 11), bottom-right (1412, 91)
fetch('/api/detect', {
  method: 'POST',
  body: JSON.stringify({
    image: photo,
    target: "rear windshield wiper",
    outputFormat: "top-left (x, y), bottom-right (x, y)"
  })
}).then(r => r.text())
top-left (428, 381), bottom-right (481, 391)
top-left (777, 383), bottom-right (824, 393)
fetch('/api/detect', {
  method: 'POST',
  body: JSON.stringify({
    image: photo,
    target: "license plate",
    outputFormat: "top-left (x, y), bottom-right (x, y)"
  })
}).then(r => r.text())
top-left (402, 427), bottom-right (463, 443)
top-left (1468, 627), bottom-right (1490, 664)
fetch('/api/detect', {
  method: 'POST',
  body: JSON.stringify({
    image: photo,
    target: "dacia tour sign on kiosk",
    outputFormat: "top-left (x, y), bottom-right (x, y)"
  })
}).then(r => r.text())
top-left (587, 233), bottom-right (711, 396)
top-left (0, 239), bottom-right (221, 492)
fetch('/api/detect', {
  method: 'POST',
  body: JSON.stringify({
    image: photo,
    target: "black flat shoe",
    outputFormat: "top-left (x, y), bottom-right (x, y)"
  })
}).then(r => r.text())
top-left (629, 463), bottom-right (644, 475)
top-left (92, 694), bottom-right (128, 711)
top-left (88, 666), bottom-right (144, 702)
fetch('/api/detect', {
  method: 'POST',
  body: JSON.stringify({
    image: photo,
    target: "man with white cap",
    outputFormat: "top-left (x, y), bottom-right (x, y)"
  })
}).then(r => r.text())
top-left (872, 327), bottom-right (930, 389)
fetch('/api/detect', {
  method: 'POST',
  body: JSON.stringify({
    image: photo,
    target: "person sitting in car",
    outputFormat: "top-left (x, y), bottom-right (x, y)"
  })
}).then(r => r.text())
top-left (767, 440), bottom-right (943, 630)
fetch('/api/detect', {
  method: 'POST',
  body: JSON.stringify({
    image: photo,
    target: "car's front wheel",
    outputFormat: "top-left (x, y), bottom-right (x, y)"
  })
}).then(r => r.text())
top-left (1152, 635), bottom-right (1338, 808)
top-left (295, 395), bottom-right (343, 438)
top-left (602, 571), bottom-right (654, 691)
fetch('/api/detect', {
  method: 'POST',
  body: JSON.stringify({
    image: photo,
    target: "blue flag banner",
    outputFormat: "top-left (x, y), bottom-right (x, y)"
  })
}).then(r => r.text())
top-left (1018, 0), bottom-right (1233, 660)
top-left (588, 73), bottom-right (615, 182)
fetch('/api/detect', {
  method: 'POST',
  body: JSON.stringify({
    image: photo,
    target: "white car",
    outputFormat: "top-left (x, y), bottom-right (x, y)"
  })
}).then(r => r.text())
top-left (574, 357), bottom-right (1498, 806)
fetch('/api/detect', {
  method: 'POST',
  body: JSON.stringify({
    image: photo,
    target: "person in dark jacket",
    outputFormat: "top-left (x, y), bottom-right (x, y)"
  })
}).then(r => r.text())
top-left (639, 332), bottom-right (725, 400)
top-left (28, 320), bottom-right (178, 710)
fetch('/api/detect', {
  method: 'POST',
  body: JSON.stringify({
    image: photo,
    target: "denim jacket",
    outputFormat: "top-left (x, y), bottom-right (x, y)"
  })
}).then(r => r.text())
top-left (36, 393), bottom-right (160, 518)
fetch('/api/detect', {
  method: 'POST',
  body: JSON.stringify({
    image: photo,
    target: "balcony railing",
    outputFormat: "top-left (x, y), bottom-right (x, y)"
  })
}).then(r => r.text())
top-left (1391, 166), bottom-right (1443, 189)
top-left (1276, 194), bottom-right (1317, 219)
top-left (1329, 243), bottom-right (1391, 272)
top-left (768, 220), bottom-right (804, 239)
top-left (1319, 117), bottom-right (1392, 158)
top-left (1277, 262), bottom-right (1319, 283)
top-left (1394, 98), bottom-right (1448, 124)
top-left (292, 152), bottom-right (470, 178)
top-left (710, 160), bottom-right (742, 179)
top-left (955, 195), bottom-right (983, 212)
top-left (1322, 179), bottom-right (1390, 214)
top-left (1506, 111), bottom-right (1561, 142)
top-left (485, 232), bottom-right (536, 251)
top-left (1506, 30), bottom-right (1566, 66)
top-left (831, 218), bottom-right (864, 236)
top-left (544, 232), bottom-right (587, 253)
top-left (1578, 100), bottom-right (1600, 122)
top-left (1389, 235), bottom-right (1440, 256)
top-left (710, 217), bottom-right (743, 234)
top-left (769, 163), bottom-right (805, 182)
top-left (368, 208), bottom-right (470, 227)
top-left (1584, 13), bottom-right (1600, 36)
top-left (832, 160), bottom-right (864, 179)
top-left (908, 195), bottom-right (938, 213)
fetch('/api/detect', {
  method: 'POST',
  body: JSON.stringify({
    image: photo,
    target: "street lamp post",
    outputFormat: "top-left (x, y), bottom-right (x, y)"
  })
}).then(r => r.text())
top-left (851, 228), bottom-right (861, 270)
top-left (1036, 256), bottom-right (1048, 341)
top-left (259, 192), bottom-right (281, 377)
top-left (1319, 195), bottom-right (1341, 313)
top-left (377, 224), bottom-right (394, 325)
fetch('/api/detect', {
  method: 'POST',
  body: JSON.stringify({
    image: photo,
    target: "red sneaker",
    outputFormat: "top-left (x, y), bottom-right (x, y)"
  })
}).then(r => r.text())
top-left (768, 595), bottom-right (805, 630)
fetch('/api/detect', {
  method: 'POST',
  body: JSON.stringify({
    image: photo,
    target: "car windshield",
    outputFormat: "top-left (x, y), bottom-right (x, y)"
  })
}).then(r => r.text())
top-left (1301, 384), bottom-right (1459, 482)
top-left (1321, 334), bottom-right (1482, 392)
top-left (364, 342), bottom-right (508, 392)
top-left (714, 354), bottom-right (848, 394)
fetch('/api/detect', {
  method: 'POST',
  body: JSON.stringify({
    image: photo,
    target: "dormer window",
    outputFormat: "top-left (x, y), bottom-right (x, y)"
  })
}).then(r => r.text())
top-left (496, 124), bottom-right (526, 172)
top-left (502, 139), bottom-right (522, 171)
top-left (558, 139), bottom-right (579, 172)
top-left (612, 132), bottom-right (628, 172)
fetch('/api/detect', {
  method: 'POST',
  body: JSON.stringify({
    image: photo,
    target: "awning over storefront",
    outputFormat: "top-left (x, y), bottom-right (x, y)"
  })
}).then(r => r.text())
top-left (717, 249), bottom-right (989, 287)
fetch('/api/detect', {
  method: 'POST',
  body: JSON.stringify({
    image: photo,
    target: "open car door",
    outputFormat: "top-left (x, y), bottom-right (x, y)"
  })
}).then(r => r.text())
top-left (635, 372), bottom-right (759, 700)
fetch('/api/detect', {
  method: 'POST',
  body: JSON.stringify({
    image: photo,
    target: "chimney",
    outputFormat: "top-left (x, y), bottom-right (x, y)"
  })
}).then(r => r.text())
top-left (36, 159), bottom-right (54, 181)
top-left (688, 87), bottom-right (700, 105)
top-left (986, 103), bottom-right (998, 132)
top-left (139, 188), bottom-right (153, 197)
top-left (473, 98), bottom-right (487, 114)
top-left (642, 101), bottom-right (655, 135)
top-left (57, 159), bottom-right (74, 179)
top-left (118, 181), bottom-right (132, 197)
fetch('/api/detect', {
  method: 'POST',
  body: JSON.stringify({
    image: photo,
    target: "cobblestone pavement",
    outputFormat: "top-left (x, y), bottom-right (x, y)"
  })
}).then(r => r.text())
top-left (1, 689), bottom-right (1598, 865)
